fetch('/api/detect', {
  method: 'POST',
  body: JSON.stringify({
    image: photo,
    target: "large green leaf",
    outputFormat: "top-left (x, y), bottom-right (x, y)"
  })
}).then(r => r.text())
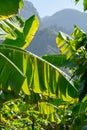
top-left (38, 102), bottom-right (61, 123)
top-left (0, 16), bottom-right (24, 41)
top-left (1, 15), bottom-right (39, 49)
top-left (0, 52), bottom-right (25, 93)
top-left (0, 44), bottom-right (78, 99)
top-left (0, 0), bottom-right (23, 20)
top-left (23, 15), bottom-right (39, 49)
top-left (42, 54), bottom-right (72, 68)
top-left (56, 31), bottom-right (75, 59)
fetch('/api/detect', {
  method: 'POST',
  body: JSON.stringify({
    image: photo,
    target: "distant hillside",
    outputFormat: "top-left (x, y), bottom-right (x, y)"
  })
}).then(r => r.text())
top-left (28, 28), bottom-right (59, 56)
top-left (41, 9), bottom-right (87, 34)
top-left (28, 8), bottom-right (87, 56)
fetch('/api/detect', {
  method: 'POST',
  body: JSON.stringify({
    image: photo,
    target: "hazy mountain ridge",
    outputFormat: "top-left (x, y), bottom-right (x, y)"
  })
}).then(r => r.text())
top-left (21, 1), bottom-right (87, 56)
top-left (27, 28), bottom-right (59, 56)
top-left (41, 9), bottom-right (87, 33)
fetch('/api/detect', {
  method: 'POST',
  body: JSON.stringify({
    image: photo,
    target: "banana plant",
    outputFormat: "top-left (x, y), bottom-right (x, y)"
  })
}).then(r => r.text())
top-left (0, 1), bottom-right (80, 129)
top-left (41, 25), bottom-right (87, 128)
top-left (0, 12), bottom-right (79, 129)
top-left (0, 11), bottom-right (78, 101)
top-left (56, 26), bottom-right (87, 99)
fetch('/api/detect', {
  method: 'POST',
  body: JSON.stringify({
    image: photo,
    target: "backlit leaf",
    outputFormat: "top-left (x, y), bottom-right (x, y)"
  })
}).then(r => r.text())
top-left (1, 15), bottom-right (39, 49)
top-left (0, 52), bottom-right (25, 93)
top-left (0, 44), bottom-right (78, 99)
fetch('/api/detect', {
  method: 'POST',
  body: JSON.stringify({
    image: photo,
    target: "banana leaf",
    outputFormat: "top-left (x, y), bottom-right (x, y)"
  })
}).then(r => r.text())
top-left (0, 52), bottom-right (25, 93)
top-left (42, 54), bottom-right (72, 67)
top-left (0, 15), bottom-right (39, 49)
top-left (0, 44), bottom-right (78, 99)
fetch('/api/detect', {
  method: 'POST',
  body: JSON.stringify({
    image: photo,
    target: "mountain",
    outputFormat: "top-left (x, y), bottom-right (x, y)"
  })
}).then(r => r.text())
top-left (41, 9), bottom-right (87, 34)
top-left (27, 28), bottom-right (59, 56)
top-left (28, 8), bottom-right (87, 56)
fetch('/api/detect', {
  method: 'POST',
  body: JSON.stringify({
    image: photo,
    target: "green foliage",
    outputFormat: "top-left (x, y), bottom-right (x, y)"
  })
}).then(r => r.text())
top-left (0, 0), bottom-right (23, 20)
top-left (55, 25), bottom-right (87, 129)
top-left (0, 0), bottom-right (87, 130)
top-left (0, 6), bottom-right (78, 128)
top-left (56, 25), bottom-right (87, 101)
top-left (0, 52), bottom-right (25, 93)
top-left (42, 25), bottom-right (87, 129)
top-left (0, 15), bottom-right (39, 49)
top-left (42, 54), bottom-right (71, 67)
top-left (0, 44), bottom-right (78, 100)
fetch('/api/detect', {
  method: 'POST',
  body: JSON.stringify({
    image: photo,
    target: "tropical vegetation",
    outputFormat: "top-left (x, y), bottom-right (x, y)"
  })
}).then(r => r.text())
top-left (0, 0), bottom-right (87, 129)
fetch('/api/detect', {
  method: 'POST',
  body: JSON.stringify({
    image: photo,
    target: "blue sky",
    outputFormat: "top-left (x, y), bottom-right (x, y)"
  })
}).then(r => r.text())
top-left (27, 0), bottom-right (83, 17)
